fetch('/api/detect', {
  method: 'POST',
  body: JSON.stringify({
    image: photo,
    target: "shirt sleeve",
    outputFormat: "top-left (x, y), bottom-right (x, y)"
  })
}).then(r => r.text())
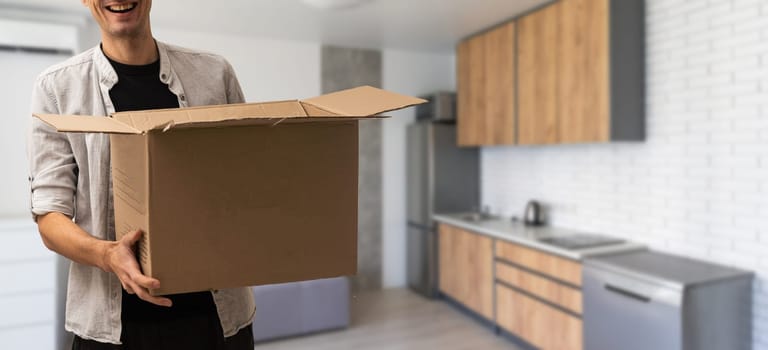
top-left (223, 60), bottom-right (245, 104)
top-left (27, 74), bottom-right (77, 221)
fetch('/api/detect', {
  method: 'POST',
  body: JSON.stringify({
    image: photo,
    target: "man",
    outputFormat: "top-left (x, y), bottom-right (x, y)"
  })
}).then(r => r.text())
top-left (28, 0), bottom-right (255, 348)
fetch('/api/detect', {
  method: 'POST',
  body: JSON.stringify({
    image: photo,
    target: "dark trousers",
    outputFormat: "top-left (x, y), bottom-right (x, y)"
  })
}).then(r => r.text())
top-left (71, 321), bottom-right (253, 350)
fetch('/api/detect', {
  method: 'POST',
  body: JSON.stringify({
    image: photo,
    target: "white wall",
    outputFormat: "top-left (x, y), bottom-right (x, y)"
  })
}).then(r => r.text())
top-left (152, 27), bottom-right (321, 102)
top-left (78, 23), bottom-right (323, 101)
top-left (381, 50), bottom-right (455, 288)
top-left (0, 50), bottom-right (70, 218)
top-left (481, 1), bottom-right (768, 348)
top-left (0, 219), bottom-right (55, 350)
top-left (0, 38), bottom-right (73, 350)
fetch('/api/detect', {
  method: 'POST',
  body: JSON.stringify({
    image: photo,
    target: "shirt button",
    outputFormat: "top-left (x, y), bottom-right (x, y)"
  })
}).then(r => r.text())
top-left (180, 94), bottom-right (186, 101)
top-left (161, 74), bottom-right (167, 80)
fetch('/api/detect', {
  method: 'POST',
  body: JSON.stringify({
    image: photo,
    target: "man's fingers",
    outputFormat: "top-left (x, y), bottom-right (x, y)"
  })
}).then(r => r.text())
top-left (122, 282), bottom-right (135, 294)
top-left (134, 286), bottom-right (172, 307)
top-left (118, 272), bottom-right (135, 294)
top-left (130, 271), bottom-right (161, 290)
top-left (124, 230), bottom-right (143, 246)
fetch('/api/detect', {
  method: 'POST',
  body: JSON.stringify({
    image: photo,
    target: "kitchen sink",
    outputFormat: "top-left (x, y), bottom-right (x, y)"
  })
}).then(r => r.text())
top-left (460, 213), bottom-right (498, 222)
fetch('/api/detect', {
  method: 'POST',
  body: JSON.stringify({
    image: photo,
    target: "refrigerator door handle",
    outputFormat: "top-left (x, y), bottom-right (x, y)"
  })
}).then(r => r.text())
top-left (407, 221), bottom-right (434, 231)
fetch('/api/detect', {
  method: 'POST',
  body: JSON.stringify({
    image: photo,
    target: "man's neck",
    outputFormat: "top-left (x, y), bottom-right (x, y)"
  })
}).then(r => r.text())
top-left (101, 34), bottom-right (158, 66)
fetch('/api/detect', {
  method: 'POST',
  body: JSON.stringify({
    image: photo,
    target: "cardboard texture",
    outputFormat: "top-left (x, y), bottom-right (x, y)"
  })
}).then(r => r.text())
top-left (35, 86), bottom-right (426, 295)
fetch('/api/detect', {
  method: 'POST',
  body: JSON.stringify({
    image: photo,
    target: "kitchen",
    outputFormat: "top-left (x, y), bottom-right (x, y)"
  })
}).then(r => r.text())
top-left (0, 0), bottom-right (766, 349)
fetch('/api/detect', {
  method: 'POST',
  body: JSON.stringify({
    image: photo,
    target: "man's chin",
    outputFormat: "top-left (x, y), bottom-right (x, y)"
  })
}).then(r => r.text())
top-left (107, 26), bottom-right (146, 39)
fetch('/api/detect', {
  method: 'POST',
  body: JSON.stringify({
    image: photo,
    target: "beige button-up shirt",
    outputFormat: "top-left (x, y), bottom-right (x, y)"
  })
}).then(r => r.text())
top-left (27, 41), bottom-right (256, 344)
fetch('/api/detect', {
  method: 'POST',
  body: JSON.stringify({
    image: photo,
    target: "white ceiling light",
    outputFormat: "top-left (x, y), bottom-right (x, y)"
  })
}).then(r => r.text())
top-left (301, 0), bottom-right (376, 10)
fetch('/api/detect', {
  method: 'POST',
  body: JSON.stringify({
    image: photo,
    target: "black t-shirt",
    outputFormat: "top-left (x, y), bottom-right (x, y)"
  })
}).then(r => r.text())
top-left (106, 53), bottom-right (217, 322)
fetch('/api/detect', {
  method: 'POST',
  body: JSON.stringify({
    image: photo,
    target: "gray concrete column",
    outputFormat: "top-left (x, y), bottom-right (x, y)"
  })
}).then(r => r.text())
top-left (321, 46), bottom-right (382, 292)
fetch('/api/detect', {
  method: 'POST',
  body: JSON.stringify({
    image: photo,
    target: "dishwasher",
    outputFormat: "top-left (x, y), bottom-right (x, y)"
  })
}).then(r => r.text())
top-left (583, 250), bottom-right (752, 350)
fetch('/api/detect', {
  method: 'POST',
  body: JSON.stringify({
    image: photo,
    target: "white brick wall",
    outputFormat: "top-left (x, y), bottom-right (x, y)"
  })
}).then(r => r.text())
top-left (481, 0), bottom-right (768, 348)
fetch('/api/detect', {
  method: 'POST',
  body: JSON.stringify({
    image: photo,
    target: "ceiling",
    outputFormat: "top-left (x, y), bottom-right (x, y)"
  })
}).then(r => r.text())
top-left (0, 0), bottom-right (550, 53)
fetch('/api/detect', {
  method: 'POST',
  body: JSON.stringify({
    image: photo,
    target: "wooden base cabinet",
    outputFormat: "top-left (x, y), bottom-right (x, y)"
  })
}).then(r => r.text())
top-left (438, 224), bottom-right (494, 320)
top-left (437, 223), bottom-right (585, 349)
top-left (496, 284), bottom-right (583, 350)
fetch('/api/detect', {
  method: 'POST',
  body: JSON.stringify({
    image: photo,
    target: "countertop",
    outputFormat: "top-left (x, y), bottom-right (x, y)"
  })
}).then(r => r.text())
top-left (433, 213), bottom-right (646, 260)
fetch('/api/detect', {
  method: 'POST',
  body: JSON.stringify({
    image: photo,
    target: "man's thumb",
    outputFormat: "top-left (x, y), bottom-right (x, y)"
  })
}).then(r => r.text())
top-left (125, 230), bottom-right (143, 245)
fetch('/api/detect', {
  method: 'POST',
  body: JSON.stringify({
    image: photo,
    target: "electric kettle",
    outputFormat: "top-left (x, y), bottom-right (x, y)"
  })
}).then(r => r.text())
top-left (523, 200), bottom-right (545, 226)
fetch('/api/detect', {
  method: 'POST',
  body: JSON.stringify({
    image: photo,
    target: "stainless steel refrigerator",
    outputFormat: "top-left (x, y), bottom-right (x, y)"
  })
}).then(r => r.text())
top-left (406, 120), bottom-right (479, 298)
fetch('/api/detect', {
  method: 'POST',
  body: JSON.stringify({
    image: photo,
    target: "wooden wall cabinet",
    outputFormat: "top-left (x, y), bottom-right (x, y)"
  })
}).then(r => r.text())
top-left (519, 0), bottom-right (645, 144)
top-left (457, 22), bottom-right (516, 146)
top-left (557, 0), bottom-right (612, 143)
top-left (458, 0), bottom-right (644, 146)
top-left (565, 0), bottom-right (646, 143)
top-left (517, 2), bottom-right (560, 145)
top-left (456, 36), bottom-right (484, 146)
top-left (437, 224), bottom-right (494, 320)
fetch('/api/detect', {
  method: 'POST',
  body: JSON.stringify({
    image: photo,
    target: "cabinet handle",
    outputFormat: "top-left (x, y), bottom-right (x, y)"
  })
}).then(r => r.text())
top-left (604, 284), bottom-right (651, 303)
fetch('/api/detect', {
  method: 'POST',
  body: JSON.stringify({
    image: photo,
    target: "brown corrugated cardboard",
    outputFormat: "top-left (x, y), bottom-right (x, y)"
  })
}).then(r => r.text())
top-left (35, 86), bottom-right (426, 295)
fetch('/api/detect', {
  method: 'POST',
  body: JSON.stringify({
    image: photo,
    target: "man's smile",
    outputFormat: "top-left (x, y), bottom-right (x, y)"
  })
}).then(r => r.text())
top-left (105, 2), bottom-right (137, 13)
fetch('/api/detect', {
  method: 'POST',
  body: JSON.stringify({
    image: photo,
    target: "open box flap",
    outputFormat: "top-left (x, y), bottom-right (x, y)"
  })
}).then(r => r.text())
top-left (113, 100), bottom-right (308, 131)
top-left (149, 115), bottom-right (389, 131)
top-left (33, 114), bottom-right (141, 134)
top-left (301, 85), bottom-right (428, 116)
top-left (33, 86), bottom-right (427, 134)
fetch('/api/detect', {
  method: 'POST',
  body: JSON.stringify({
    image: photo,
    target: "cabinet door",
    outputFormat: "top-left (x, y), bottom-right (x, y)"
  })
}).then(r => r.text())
top-left (483, 22), bottom-right (516, 145)
top-left (558, 0), bottom-right (610, 143)
top-left (461, 227), bottom-right (494, 319)
top-left (438, 224), bottom-right (494, 320)
top-left (517, 3), bottom-right (560, 145)
top-left (496, 284), bottom-right (583, 350)
top-left (456, 36), bottom-right (486, 146)
top-left (438, 224), bottom-right (460, 299)
top-left (496, 262), bottom-right (583, 314)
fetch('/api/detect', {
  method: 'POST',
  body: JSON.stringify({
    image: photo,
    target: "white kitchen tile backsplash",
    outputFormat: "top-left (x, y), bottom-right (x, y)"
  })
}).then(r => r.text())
top-left (481, 0), bottom-right (768, 348)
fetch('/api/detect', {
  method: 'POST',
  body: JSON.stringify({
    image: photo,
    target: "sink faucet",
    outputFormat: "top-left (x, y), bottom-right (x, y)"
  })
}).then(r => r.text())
top-left (471, 205), bottom-right (492, 218)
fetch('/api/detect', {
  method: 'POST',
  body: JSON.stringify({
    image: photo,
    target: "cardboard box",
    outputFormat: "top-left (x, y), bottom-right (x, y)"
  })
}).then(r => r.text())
top-left (35, 86), bottom-right (426, 295)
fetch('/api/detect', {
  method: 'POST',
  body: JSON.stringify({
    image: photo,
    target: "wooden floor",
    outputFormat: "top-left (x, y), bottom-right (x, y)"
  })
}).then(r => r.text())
top-left (253, 288), bottom-right (520, 350)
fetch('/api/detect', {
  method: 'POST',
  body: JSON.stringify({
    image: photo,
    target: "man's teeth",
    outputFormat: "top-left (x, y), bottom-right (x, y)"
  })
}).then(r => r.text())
top-left (107, 3), bottom-right (136, 12)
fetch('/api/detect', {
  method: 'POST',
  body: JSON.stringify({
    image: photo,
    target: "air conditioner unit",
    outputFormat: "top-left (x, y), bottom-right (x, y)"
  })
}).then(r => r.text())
top-left (0, 18), bottom-right (79, 53)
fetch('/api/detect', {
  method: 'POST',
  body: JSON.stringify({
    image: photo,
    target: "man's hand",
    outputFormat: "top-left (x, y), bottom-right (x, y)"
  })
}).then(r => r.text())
top-left (103, 230), bottom-right (172, 307)
top-left (36, 213), bottom-right (172, 307)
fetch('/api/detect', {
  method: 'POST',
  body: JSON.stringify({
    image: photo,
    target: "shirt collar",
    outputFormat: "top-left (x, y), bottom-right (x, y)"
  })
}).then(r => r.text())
top-left (92, 40), bottom-right (172, 88)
